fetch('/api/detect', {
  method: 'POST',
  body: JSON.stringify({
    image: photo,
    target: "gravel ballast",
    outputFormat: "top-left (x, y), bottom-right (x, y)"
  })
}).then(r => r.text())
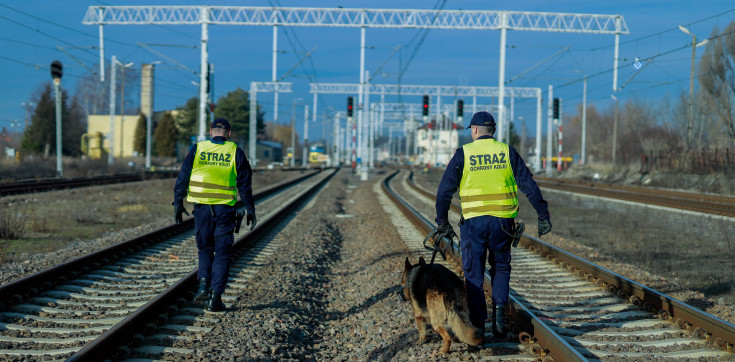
top-left (3, 167), bottom-right (734, 360)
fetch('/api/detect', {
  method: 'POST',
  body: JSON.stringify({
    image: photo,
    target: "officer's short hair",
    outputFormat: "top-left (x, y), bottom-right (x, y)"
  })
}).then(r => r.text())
top-left (474, 125), bottom-right (495, 135)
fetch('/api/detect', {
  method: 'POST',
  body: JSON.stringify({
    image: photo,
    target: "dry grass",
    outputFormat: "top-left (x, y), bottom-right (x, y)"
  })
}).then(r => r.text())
top-left (0, 156), bottom-right (179, 183)
top-left (0, 170), bottom-right (297, 263)
top-left (0, 179), bottom-right (176, 261)
top-left (0, 207), bottom-right (25, 240)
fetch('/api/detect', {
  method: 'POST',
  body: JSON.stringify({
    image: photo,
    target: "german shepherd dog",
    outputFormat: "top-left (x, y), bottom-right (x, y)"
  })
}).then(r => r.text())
top-left (401, 256), bottom-right (484, 353)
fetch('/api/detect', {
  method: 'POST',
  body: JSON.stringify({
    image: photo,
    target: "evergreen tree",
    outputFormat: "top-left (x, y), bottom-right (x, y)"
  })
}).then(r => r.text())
top-left (508, 122), bottom-right (521, 149)
top-left (133, 113), bottom-right (146, 155)
top-left (214, 87), bottom-right (265, 144)
top-left (154, 112), bottom-right (177, 157)
top-left (174, 97), bottom-right (200, 143)
top-left (21, 82), bottom-right (85, 156)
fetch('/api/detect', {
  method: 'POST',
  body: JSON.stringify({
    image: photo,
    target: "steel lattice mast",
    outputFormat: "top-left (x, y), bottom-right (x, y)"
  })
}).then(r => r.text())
top-left (83, 6), bottom-right (627, 169)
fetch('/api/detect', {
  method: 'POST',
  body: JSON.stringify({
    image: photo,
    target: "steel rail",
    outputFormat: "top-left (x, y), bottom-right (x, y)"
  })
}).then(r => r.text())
top-left (535, 177), bottom-right (735, 216)
top-left (0, 170), bottom-right (320, 306)
top-left (535, 176), bottom-right (735, 203)
top-left (408, 171), bottom-right (735, 354)
top-left (67, 168), bottom-right (338, 361)
top-left (383, 170), bottom-right (585, 361)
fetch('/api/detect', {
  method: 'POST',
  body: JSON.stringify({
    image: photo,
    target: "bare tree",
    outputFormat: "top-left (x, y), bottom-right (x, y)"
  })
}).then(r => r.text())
top-left (74, 65), bottom-right (139, 117)
top-left (698, 21), bottom-right (735, 145)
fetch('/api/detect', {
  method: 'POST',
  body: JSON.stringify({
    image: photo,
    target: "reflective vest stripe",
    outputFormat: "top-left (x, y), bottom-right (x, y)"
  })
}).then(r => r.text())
top-left (189, 180), bottom-right (237, 191)
top-left (459, 192), bottom-right (517, 202)
top-left (187, 191), bottom-right (237, 200)
top-left (462, 204), bottom-right (518, 213)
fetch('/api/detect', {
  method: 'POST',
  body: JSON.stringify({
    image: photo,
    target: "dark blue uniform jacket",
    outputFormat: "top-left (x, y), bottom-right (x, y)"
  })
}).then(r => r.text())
top-left (435, 135), bottom-right (549, 223)
top-left (173, 136), bottom-right (256, 215)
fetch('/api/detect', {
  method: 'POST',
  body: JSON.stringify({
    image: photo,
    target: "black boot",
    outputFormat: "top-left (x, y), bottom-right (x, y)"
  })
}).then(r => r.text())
top-left (206, 293), bottom-right (226, 313)
top-left (493, 304), bottom-right (507, 339)
top-left (193, 278), bottom-right (209, 305)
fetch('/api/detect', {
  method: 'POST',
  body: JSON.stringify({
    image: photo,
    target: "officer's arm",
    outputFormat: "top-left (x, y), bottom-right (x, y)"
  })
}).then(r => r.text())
top-left (235, 148), bottom-right (256, 215)
top-left (509, 146), bottom-right (549, 219)
top-left (435, 148), bottom-right (463, 223)
top-left (173, 145), bottom-right (197, 206)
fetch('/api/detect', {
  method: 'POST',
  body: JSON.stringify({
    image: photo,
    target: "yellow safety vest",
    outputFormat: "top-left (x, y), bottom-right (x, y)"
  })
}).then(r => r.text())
top-left (186, 140), bottom-right (238, 206)
top-left (459, 138), bottom-right (518, 219)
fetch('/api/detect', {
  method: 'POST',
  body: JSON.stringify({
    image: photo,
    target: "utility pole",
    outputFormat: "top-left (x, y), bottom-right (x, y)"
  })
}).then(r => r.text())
top-left (108, 56), bottom-right (117, 166)
top-left (545, 85), bottom-right (553, 174)
top-left (679, 25), bottom-right (709, 152)
top-left (581, 76), bottom-right (587, 165)
top-left (119, 65), bottom-right (126, 158)
top-left (291, 100), bottom-right (297, 167)
top-left (611, 94), bottom-right (618, 165)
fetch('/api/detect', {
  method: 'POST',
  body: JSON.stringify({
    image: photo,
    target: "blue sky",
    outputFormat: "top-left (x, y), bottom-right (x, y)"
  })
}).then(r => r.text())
top-left (1, 1), bottom-right (734, 141)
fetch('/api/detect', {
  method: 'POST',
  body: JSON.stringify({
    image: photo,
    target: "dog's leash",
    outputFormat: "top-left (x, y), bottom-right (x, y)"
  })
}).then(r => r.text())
top-left (422, 227), bottom-right (456, 264)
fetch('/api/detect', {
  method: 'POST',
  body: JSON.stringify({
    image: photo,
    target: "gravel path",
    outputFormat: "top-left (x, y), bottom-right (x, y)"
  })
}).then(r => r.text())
top-left (189, 170), bottom-right (526, 360)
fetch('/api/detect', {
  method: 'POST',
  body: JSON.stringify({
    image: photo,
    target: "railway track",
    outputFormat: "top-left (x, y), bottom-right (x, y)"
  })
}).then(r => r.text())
top-left (534, 176), bottom-right (735, 218)
top-left (0, 172), bottom-right (178, 197)
top-left (382, 170), bottom-right (735, 361)
top-left (0, 169), bottom-right (333, 361)
top-left (0, 169), bottom-right (311, 197)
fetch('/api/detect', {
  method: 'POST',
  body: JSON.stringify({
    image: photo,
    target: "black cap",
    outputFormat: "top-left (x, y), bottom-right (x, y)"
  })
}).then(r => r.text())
top-left (212, 118), bottom-right (231, 130)
top-left (466, 111), bottom-right (496, 129)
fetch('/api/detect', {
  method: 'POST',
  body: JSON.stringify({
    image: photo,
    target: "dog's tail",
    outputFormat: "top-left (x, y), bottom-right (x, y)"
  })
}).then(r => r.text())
top-left (448, 303), bottom-right (484, 346)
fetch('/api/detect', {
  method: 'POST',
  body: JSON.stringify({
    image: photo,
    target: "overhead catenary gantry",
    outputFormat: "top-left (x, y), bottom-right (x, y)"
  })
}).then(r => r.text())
top-left (83, 5), bottom-right (628, 170)
top-left (310, 82), bottom-right (544, 169)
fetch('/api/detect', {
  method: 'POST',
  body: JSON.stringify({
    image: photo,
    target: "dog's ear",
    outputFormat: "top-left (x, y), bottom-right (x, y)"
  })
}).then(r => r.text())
top-left (418, 256), bottom-right (426, 265)
top-left (405, 257), bottom-right (412, 270)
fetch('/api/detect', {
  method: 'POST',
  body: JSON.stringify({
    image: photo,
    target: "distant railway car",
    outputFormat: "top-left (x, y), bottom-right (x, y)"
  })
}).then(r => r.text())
top-left (308, 144), bottom-right (329, 165)
top-left (541, 156), bottom-right (573, 170)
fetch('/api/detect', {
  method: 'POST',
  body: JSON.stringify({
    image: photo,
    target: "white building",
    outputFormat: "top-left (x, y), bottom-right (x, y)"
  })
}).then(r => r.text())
top-left (415, 121), bottom-right (459, 166)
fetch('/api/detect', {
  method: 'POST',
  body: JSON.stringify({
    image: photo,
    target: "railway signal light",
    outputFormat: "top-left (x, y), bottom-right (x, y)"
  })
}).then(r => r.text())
top-left (50, 60), bottom-right (63, 80)
top-left (422, 95), bottom-right (429, 117)
top-left (553, 97), bottom-right (560, 119)
top-left (347, 96), bottom-right (354, 117)
top-left (457, 99), bottom-right (464, 119)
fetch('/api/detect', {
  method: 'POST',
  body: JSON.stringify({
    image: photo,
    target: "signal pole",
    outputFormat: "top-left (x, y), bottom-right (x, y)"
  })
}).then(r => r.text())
top-left (302, 105), bottom-right (309, 167)
top-left (50, 61), bottom-right (63, 177)
top-left (556, 98), bottom-right (563, 172)
top-left (546, 85), bottom-right (553, 175)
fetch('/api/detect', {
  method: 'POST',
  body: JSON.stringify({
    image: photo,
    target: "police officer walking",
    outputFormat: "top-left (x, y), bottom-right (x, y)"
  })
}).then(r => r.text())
top-left (435, 111), bottom-right (552, 340)
top-left (173, 118), bottom-right (256, 313)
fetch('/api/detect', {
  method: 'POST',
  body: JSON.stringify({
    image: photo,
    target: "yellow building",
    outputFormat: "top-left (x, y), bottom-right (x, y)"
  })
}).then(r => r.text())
top-left (87, 115), bottom-right (140, 158)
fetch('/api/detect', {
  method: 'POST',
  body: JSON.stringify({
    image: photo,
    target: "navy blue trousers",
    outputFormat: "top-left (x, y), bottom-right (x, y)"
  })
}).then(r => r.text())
top-left (193, 204), bottom-right (236, 294)
top-left (459, 215), bottom-right (513, 329)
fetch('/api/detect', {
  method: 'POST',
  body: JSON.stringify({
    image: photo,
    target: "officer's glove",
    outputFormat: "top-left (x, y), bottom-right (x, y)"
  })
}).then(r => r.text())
top-left (436, 220), bottom-right (457, 239)
top-left (247, 213), bottom-right (257, 231)
top-left (537, 218), bottom-right (552, 237)
top-left (174, 205), bottom-right (189, 224)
